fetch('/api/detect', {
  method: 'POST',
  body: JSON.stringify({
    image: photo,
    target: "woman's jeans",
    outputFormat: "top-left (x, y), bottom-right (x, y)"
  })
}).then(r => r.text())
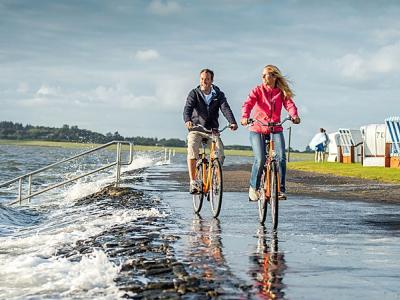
top-left (249, 131), bottom-right (286, 192)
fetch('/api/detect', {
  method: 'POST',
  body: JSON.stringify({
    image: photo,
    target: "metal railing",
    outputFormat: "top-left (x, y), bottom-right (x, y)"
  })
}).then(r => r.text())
top-left (0, 141), bottom-right (134, 206)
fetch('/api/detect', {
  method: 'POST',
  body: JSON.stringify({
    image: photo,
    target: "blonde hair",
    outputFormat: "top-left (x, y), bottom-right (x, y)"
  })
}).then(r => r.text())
top-left (264, 65), bottom-right (294, 99)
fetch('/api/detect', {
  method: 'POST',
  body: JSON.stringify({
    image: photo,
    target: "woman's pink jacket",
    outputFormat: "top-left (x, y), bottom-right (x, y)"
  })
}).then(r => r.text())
top-left (241, 84), bottom-right (299, 134)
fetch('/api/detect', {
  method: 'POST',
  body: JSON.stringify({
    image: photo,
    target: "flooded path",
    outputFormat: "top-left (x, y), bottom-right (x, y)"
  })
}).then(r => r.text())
top-left (1, 145), bottom-right (400, 299)
top-left (147, 163), bottom-right (400, 299)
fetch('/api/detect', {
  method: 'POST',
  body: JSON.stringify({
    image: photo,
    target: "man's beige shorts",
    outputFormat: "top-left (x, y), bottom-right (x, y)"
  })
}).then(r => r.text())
top-left (187, 131), bottom-right (225, 161)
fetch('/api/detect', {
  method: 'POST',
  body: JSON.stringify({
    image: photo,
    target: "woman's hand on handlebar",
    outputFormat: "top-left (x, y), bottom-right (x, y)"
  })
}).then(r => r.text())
top-left (291, 116), bottom-right (301, 124)
top-left (240, 118), bottom-right (249, 126)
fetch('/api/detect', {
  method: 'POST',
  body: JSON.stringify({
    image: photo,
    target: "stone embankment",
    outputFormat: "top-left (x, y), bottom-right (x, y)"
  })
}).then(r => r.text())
top-left (57, 186), bottom-right (250, 299)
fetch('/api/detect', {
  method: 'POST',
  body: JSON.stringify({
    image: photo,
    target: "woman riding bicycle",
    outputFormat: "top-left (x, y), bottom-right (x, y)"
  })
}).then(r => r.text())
top-left (240, 65), bottom-right (301, 201)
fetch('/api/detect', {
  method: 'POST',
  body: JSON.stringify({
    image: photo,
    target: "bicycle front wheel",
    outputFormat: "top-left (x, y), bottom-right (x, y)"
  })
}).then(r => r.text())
top-left (258, 168), bottom-right (268, 225)
top-left (209, 159), bottom-right (223, 218)
top-left (192, 162), bottom-right (204, 214)
top-left (270, 162), bottom-right (279, 230)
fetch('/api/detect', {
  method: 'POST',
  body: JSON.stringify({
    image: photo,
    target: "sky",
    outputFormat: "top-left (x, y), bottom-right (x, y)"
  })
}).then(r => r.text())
top-left (1, 0), bottom-right (400, 150)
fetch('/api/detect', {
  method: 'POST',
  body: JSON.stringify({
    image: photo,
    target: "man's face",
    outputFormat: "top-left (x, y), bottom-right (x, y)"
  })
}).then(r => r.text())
top-left (200, 72), bottom-right (213, 92)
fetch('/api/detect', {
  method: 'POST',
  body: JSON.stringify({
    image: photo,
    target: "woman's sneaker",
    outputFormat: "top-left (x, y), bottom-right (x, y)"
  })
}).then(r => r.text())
top-left (248, 187), bottom-right (259, 202)
top-left (190, 180), bottom-right (202, 194)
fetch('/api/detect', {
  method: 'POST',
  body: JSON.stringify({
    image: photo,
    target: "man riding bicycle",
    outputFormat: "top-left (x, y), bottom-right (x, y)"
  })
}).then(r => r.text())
top-left (183, 68), bottom-right (238, 194)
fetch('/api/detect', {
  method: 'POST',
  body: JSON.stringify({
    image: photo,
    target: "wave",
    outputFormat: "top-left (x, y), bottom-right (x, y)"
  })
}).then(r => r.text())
top-left (0, 204), bottom-right (43, 236)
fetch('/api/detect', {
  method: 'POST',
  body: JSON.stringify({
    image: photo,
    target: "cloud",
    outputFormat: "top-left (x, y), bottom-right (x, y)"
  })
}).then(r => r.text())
top-left (19, 97), bottom-right (51, 107)
top-left (36, 85), bottom-right (60, 96)
top-left (91, 84), bottom-right (158, 108)
top-left (15, 81), bottom-right (185, 111)
top-left (336, 41), bottom-right (400, 81)
top-left (16, 82), bottom-right (30, 94)
top-left (336, 53), bottom-right (367, 80)
top-left (370, 42), bottom-right (400, 73)
top-left (134, 49), bottom-right (160, 61)
top-left (372, 28), bottom-right (400, 44)
top-left (18, 85), bottom-right (62, 107)
top-left (148, 0), bottom-right (182, 16)
top-left (155, 77), bottom-right (192, 109)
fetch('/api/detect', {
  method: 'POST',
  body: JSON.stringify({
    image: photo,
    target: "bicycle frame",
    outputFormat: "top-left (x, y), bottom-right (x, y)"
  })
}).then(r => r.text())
top-left (264, 138), bottom-right (281, 199)
top-left (199, 137), bottom-right (219, 194)
top-left (193, 124), bottom-right (229, 195)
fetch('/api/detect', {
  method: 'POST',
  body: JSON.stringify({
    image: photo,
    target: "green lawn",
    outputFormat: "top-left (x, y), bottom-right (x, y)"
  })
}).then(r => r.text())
top-left (288, 161), bottom-right (400, 184)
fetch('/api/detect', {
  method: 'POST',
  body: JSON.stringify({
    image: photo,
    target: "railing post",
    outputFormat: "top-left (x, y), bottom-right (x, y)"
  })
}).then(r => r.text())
top-left (168, 149), bottom-right (172, 162)
top-left (18, 178), bottom-right (22, 205)
top-left (164, 148), bottom-right (167, 162)
top-left (28, 175), bottom-right (32, 203)
top-left (115, 142), bottom-right (121, 187)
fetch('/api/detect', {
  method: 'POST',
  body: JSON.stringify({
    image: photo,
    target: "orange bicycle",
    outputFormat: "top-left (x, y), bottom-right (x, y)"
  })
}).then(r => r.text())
top-left (192, 124), bottom-right (230, 218)
top-left (248, 117), bottom-right (292, 229)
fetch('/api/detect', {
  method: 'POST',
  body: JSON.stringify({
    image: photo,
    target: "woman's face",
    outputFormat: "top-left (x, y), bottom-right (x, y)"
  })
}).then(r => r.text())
top-left (262, 68), bottom-right (277, 87)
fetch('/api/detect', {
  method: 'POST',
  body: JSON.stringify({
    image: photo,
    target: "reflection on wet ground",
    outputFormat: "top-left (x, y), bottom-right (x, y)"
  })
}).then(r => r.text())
top-left (181, 216), bottom-right (251, 298)
top-left (160, 188), bottom-right (400, 300)
top-left (249, 228), bottom-right (287, 299)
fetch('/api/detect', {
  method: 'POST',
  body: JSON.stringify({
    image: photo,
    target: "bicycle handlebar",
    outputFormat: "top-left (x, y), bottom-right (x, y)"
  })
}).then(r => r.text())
top-left (190, 123), bottom-right (231, 134)
top-left (247, 116), bottom-right (292, 127)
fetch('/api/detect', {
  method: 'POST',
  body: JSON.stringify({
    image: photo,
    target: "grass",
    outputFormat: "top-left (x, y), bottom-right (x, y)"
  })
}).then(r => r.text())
top-left (288, 161), bottom-right (400, 184)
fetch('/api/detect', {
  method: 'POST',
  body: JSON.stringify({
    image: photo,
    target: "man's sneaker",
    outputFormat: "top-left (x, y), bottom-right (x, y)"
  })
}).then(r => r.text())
top-left (248, 187), bottom-right (259, 202)
top-left (190, 180), bottom-right (202, 194)
top-left (278, 192), bottom-right (287, 200)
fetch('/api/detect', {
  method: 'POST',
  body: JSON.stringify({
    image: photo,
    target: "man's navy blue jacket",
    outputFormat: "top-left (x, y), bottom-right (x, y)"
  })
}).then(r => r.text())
top-left (183, 85), bottom-right (237, 130)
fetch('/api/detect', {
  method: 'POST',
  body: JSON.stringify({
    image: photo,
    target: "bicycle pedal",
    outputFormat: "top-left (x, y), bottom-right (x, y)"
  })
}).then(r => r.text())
top-left (189, 189), bottom-right (201, 195)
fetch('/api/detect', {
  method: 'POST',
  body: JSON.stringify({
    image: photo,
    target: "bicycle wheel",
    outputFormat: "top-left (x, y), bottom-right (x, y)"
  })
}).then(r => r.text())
top-left (209, 159), bottom-right (223, 218)
top-left (192, 162), bottom-right (204, 214)
top-left (270, 162), bottom-right (279, 230)
top-left (258, 168), bottom-right (268, 225)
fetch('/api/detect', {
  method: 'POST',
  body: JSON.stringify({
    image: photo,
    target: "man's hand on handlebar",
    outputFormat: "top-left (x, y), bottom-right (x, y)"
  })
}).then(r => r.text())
top-left (185, 121), bottom-right (193, 129)
top-left (230, 123), bottom-right (238, 131)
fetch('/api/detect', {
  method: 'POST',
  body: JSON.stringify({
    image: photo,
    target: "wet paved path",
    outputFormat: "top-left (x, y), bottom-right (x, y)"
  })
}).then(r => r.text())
top-left (147, 164), bottom-right (400, 299)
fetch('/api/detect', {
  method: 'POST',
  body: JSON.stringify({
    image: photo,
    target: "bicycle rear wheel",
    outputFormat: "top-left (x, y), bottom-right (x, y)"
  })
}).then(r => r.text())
top-left (270, 162), bottom-right (279, 230)
top-left (192, 162), bottom-right (204, 214)
top-left (209, 159), bottom-right (223, 218)
top-left (258, 168), bottom-right (268, 225)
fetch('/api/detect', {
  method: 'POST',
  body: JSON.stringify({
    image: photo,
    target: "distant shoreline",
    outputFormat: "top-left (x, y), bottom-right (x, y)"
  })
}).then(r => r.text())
top-left (0, 139), bottom-right (316, 158)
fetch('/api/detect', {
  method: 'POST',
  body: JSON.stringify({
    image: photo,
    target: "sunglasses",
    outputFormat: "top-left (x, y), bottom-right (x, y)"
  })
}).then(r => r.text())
top-left (262, 72), bottom-right (278, 78)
